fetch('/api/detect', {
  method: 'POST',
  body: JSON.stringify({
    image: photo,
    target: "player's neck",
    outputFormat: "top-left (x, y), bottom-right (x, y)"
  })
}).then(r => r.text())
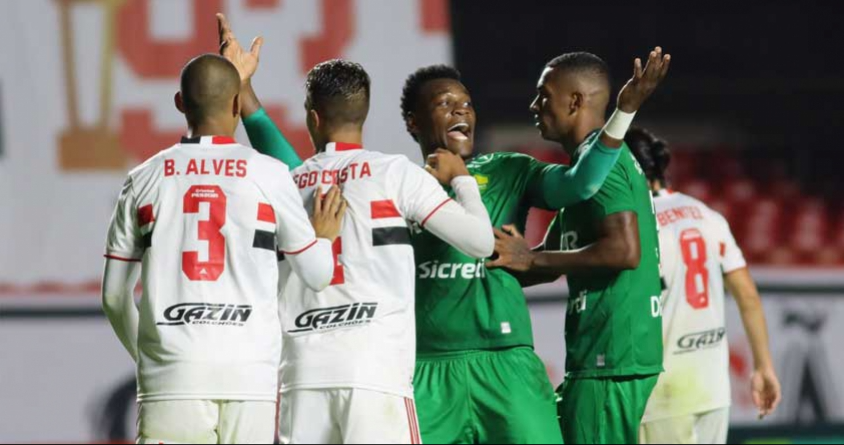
top-left (187, 119), bottom-right (235, 139)
top-left (561, 117), bottom-right (606, 156)
top-left (315, 129), bottom-right (363, 153)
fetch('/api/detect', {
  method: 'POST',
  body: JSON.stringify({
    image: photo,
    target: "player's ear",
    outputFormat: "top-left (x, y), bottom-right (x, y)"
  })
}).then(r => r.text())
top-left (570, 91), bottom-right (584, 115)
top-left (232, 93), bottom-right (241, 119)
top-left (174, 92), bottom-right (185, 115)
top-left (405, 112), bottom-right (419, 140)
top-left (308, 109), bottom-right (321, 131)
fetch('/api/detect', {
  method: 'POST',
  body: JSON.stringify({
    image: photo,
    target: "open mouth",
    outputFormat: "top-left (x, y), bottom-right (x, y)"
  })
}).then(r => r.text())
top-left (447, 123), bottom-right (471, 142)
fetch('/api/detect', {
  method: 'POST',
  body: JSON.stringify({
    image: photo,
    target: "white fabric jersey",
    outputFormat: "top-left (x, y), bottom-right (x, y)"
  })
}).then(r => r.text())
top-left (643, 190), bottom-right (747, 423)
top-left (105, 136), bottom-right (321, 402)
top-left (279, 142), bottom-right (455, 398)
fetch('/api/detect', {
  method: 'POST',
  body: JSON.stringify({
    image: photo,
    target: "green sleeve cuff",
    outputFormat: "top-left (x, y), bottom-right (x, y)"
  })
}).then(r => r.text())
top-left (242, 106), bottom-right (270, 126)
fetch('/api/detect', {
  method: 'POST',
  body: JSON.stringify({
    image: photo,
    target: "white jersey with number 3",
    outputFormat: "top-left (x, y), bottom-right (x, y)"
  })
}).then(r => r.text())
top-left (643, 190), bottom-right (747, 422)
top-left (279, 142), bottom-right (455, 398)
top-left (105, 136), bottom-right (322, 403)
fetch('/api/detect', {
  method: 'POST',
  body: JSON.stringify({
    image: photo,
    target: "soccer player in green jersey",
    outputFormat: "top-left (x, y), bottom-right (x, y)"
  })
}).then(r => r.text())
top-left (401, 49), bottom-right (669, 442)
top-left (489, 49), bottom-right (672, 444)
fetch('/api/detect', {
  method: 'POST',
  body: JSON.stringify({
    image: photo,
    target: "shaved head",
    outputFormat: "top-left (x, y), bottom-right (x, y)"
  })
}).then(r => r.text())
top-left (179, 54), bottom-right (241, 124)
top-left (531, 52), bottom-right (612, 150)
top-left (545, 52), bottom-right (611, 112)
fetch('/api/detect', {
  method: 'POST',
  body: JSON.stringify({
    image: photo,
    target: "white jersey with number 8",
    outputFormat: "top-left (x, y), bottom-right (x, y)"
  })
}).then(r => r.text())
top-left (105, 136), bottom-right (325, 403)
top-left (643, 189), bottom-right (747, 422)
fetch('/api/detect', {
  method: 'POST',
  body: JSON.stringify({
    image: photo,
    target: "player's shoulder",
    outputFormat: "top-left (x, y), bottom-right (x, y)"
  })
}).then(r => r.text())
top-left (663, 191), bottom-right (729, 225)
top-left (126, 144), bottom-right (180, 181)
top-left (247, 149), bottom-right (293, 178)
top-left (470, 151), bottom-right (529, 164)
top-left (358, 150), bottom-right (425, 175)
top-left (467, 151), bottom-right (535, 177)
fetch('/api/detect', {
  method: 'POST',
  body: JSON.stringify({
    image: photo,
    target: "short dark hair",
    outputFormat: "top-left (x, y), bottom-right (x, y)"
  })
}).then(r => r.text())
top-left (305, 59), bottom-right (370, 128)
top-left (546, 52), bottom-right (610, 88)
top-left (180, 54), bottom-right (240, 123)
top-left (400, 65), bottom-right (462, 140)
top-left (625, 127), bottom-right (671, 184)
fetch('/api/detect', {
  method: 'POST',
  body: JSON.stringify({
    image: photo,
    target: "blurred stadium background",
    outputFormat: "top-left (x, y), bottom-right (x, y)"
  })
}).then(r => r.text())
top-left (1, 1), bottom-right (842, 443)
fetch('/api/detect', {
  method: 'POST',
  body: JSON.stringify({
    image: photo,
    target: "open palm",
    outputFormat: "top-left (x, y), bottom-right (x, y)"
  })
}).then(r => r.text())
top-left (217, 13), bottom-right (263, 82)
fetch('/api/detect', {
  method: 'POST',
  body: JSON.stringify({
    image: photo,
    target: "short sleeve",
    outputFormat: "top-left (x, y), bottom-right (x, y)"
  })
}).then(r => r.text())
top-left (393, 157), bottom-right (453, 225)
top-left (541, 212), bottom-right (565, 251)
top-left (258, 160), bottom-right (319, 255)
top-left (524, 156), bottom-right (567, 210)
top-left (105, 177), bottom-right (143, 261)
top-left (715, 213), bottom-right (747, 273)
top-left (589, 168), bottom-right (635, 219)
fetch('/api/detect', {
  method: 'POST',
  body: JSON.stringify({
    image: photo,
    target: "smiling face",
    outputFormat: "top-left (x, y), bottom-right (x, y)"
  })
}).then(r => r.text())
top-left (409, 78), bottom-right (476, 159)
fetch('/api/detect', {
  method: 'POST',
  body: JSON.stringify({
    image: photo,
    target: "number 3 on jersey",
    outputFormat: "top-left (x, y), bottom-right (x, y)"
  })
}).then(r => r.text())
top-left (183, 185), bottom-right (227, 282)
top-left (680, 228), bottom-right (709, 309)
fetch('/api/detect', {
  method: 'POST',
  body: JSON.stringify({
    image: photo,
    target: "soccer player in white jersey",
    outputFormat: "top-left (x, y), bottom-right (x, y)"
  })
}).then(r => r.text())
top-left (217, 16), bottom-right (495, 444)
top-left (625, 128), bottom-right (782, 444)
top-left (101, 54), bottom-right (344, 444)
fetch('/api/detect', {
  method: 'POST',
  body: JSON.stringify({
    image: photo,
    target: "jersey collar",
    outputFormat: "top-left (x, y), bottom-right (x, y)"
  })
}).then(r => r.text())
top-left (325, 142), bottom-right (364, 154)
top-left (180, 136), bottom-right (237, 146)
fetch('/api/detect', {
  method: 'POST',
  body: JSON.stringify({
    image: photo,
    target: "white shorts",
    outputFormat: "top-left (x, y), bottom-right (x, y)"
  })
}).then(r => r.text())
top-left (278, 388), bottom-right (421, 444)
top-left (137, 400), bottom-right (276, 444)
top-left (639, 408), bottom-right (730, 444)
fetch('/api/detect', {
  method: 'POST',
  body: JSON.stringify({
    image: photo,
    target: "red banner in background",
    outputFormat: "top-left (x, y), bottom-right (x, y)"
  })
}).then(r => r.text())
top-left (0, 0), bottom-right (451, 289)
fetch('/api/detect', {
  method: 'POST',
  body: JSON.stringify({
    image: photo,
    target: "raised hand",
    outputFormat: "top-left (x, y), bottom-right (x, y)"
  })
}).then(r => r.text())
top-left (425, 149), bottom-right (471, 186)
top-left (217, 13), bottom-right (263, 83)
top-left (617, 46), bottom-right (671, 113)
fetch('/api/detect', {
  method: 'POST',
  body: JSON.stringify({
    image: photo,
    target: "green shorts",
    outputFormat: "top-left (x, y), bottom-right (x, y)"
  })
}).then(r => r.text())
top-left (557, 374), bottom-right (659, 445)
top-left (413, 347), bottom-right (563, 444)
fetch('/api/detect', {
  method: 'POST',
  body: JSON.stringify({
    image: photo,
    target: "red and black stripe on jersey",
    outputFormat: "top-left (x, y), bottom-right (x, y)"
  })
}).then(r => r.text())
top-left (371, 200), bottom-right (411, 247)
top-left (253, 203), bottom-right (279, 258)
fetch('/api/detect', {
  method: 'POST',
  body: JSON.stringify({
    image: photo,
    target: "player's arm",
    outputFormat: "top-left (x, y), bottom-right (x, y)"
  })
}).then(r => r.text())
top-left (101, 177), bottom-right (143, 362)
top-left (506, 222), bottom-right (567, 288)
top-left (530, 139), bottom-right (620, 210)
top-left (102, 259), bottom-right (141, 362)
top-left (531, 47), bottom-right (672, 209)
top-left (725, 268), bottom-right (781, 419)
top-left (217, 13), bottom-right (304, 169)
top-left (488, 212), bottom-right (640, 277)
top-left (717, 214), bottom-right (781, 418)
top-left (402, 151), bottom-right (494, 259)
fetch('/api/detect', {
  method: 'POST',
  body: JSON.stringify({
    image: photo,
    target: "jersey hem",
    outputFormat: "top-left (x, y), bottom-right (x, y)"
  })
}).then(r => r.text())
top-left (565, 365), bottom-right (664, 380)
top-left (416, 345), bottom-right (534, 362)
top-left (723, 263), bottom-right (748, 274)
top-left (279, 382), bottom-right (413, 399)
top-left (416, 339), bottom-right (535, 356)
top-left (138, 393), bottom-right (278, 403)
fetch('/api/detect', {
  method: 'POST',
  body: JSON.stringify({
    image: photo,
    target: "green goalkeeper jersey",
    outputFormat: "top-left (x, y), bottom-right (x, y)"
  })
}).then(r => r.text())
top-left (544, 143), bottom-right (664, 379)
